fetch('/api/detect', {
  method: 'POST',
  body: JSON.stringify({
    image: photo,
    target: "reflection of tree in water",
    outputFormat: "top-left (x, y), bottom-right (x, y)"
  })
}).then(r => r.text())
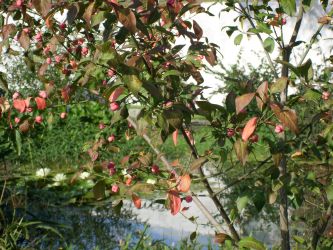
top-left (23, 186), bottom-right (140, 249)
top-left (28, 203), bottom-right (139, 249)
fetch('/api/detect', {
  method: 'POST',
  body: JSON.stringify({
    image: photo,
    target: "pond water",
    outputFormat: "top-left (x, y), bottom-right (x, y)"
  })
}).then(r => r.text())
top-left (26, 188), bottom-right (280, 249)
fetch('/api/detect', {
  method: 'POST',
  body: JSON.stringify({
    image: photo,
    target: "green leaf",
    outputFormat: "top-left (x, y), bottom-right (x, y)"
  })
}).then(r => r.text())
top-left (239, 237), bottom-right (266, 250)
top-left (91, 11), bottom-right (106, 27)
top-left (124, 75), bottom-right (142, 96)
top-left (93, 180), bottom-right (105, 200)
top-left (270, 77), bottom-right (288, 94)
top-left (263, 37), bottom-right (275, 53)
top-left (236, 195), bottom-right (249, 212)
top-left (234, 139), bottom-right (248, 165)
top-left (234, 34), bottom-right (243, 45)
top-left (303, 89), bottom-right (322, 101)
top-left (326, 184), bottom-right (333, 203)
top-left (15, 130), bottom-right (22, 156)
top-left (161, 70), bottom-right (181, 79)
top-left (280, 0), bottom-right (296, 16)
top-left (190, 157), bottom-right (207, 171)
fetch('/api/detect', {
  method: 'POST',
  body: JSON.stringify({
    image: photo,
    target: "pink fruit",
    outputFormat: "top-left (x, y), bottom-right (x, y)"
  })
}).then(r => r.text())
top-left (102, 80), bottom-right (107, 85)
top-left (322, 91), bottom-right (330, 100)
top-left (109, 168), bottom-right (116, 175)
top-left (46, 57), bottom-right (52, 65)
top-left (108, 134), bottom-right (116, 142)
top-left (108, 161), bottom-right (116, 169)
top-left (227, 128), bottom-right (235, 137)
top-left (110, 102), bottom-right (120, 111)
top-left (35, 32), bottom-right (42, 42)
top-left (249, 134), bottom-right (259, 143)
top-left (26, 107), bottom-right (33, 113)
top-left (281, 18), bottom-right (287, 25)
top-left (39, 90), bottom-right (48, 99)
top-left (55, 55), bottom-right (62, 63)
top-left (43, 45), bottom-right (50, 55)
top-left (15, 0), bottom-right (23, 7)
top-left (151, 164), bottom-right (160, 174)
top-left (99, 123), bottom-right (106, 130)
top-left (185, 195), bottom-right (193, 203)
top-left (107, 68), bottom-right (116, 77)
top-left (12, 92), bottom-right (20, 99)
top-left (14, 117), bottom-right (20, 124)
top-left (35, 115), bottom-right (43, 124)
top-left (59, 22), bottom-right (67, 30)
top-left (23, 28), bottom-right (30, 33)
top-left (111, 184), bottom-right (119, 193)
top-left (81, 47), bottom-right (89, 56)
top-left (60, 112), bottom-right (67, 119)
top-left (275, 124), bottom-right (284, 134)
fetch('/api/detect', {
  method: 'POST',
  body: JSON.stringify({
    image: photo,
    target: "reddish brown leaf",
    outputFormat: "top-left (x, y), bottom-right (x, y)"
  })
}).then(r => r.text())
top-left (193, 20), bottom-right (203, 40)
top-left (205, 47), bottom-right (217, 66)
top-left (270, 103), bottom-right (299, 133)
top-left (38, 63), bottom-right (48, 76)
top-left (61, 86), bottom-right (71, 102)
top-left (87, 149), bottom-right (99, 161)
top-left (177, 174), bottom-right (191, 193)
top-left (132, 194), bottom-right (142, 209)
top-left (19, 119), bottom-right (30, 133)
top-left (109, 87), bottom-right (125, 103)
top-left (116, 8), bottom-right (137, 33)
top-left (2, 24), bottom-right (16, 40)
top-left (172, 129), bottom-right (178, 146)
top-left (18, 31), bottom-right (30, 50)
top-left (13, 99), bottom-right (26, 113)
top-left (214, 233), bottom-right (229, 244)
top-left (121, 155), bottom-right (130, 166)
top-left (83, 2), bottom-right (95, 27)
top-left (234, 139), bottom-right (248, 166)
top-left (235, 93), bottom-right (255, 114)
top-left (32, 0), bottom-right (51, 17)
top-left (318, 16), bottom-right (332, 24)
top-left (242, 117), bottom-right (258, 141)
top-left (256, 81), bottom-right (268, 111)
top-left (35, 97), bottom-right (46, 110)
top-left (168, 190), bottom-right (181, 215)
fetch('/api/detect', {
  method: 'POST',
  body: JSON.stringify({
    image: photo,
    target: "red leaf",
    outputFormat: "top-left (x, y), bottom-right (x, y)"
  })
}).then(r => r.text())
top-left (270, 103), bottom-right (299, 134)
top-left (177, 174), bottom-right (191, 193)
top-left (172, 129), bottom-right (178, 146)
top-left (242, 117), bottom-right (258, 141)
top-left (13, 99), bottom-right (26, 113)
top-left (35, 97), bottom-right (46, 110)
top-left (256, 81), bottom-right (268, 111)
top-left (168, 190), bottom-right (181, 215)
top-left (193, 20), bottom-right (203, 40)
top-left (235, 93), bottom-right (255, 114)
top-left (109, 87), bottom-right (124, 103)
top-left (132, 194), bottom-right (142, 209)
top-left (115, 8), bottom-right (137, 33)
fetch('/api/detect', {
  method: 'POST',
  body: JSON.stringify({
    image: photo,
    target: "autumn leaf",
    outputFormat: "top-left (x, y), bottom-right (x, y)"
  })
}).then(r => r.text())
top-left (172, 129), bottom-right (178, 146)
top-left (32, 0), bottom-right (51, 17)
top-left (19, 120), bottom-right (30, 133)
top-left (109, 87), bottom-right (125, 103)
top-left (256, 81), bottom-right (268, 111)
top-left (116, 8), bottom-right (137, 33)
top-left (193, 20), bottom-right (203, 40)
top-left (177, 174), bottom-right (191, 193)
top-left (19, 31), bottom-right (30, 50)
top-left (13, 99), bottom-right (26, 113)
top-left (132, 193), bottom-right (142, 209)
top-left (234, 139), bottom-right (248, 165)
top-left (168, 190), bottom-right (181, 215)
top-left (87, 149), bottom-right (99, 161)
top-left (35, 97), bottom-right (46, 110)
top-left (270, 103), bottom-right (299, 133)
top-left (235, 93), bottom-right (255, 114)
top-left (242, 117), bottom-right (258, 141)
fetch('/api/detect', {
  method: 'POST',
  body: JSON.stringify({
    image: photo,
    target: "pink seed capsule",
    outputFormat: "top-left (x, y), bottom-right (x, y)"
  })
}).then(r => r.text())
top-left (35, 115), bottom-right (43, 124)
top-left (111, 184), bottom-right (119, 193)
top-left (274, 124), bottom-right (284, 134)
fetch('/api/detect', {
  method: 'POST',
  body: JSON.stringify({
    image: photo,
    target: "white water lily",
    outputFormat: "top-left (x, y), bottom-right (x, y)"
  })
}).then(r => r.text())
top-left (36, 168), bottom-right (51, 178)
top-left (79, 171), bottom-right (90, 180)
top-left (53, 173), bottom-right (66, 182)
top-left (146, 179), bottom-right (156, 185)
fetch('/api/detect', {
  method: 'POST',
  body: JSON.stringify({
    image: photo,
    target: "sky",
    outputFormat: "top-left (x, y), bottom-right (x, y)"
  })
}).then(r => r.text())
top-left (178, 1), bottom-right (333, 104)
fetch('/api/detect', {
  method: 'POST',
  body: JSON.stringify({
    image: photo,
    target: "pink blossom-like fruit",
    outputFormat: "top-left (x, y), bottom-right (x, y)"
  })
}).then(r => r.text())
top-left (35, 32), bottom-right (42, 42)
top-left (59, 22), bottom-right (67, 30)
top-left (15, 0), bottom-right (23, 7)
top-left (12, 92), bottom-right (20, 99)
top-left (108, 161), bottom-right (116, 169)
top-left (107, 68), bottom-right (116, 77)
top-left (23, 28), bottom-right (30, 33)
top-left (281, 18), bottom-right (287, 25)
top-left (151, 164), bottom-right (160, 174)
top-left (185, 195), bottom-right (193, 203)
top-left (99, 123), bottom-right (106, 130)
top-left (60, 112), bottom-right (67, 119)
top-left (39, 90), bottom-right (48, 99)
top-left (110, 102), bottom-right (120, 111)
top-left (322, 91), bottom-right (330, 100)
top-left (35, 115), bottom-right (43, 124)
top-left (26, 107), bottom-right (33, 113)
top-left (81, 47), bottom-right (89, 56)
top-left (108, 134), bottom-right (116, 142)
top-left (55, 55), bottom-right (62, 63)
top-left (46, 57), bottom-right (52, 65)
top-left (275, 124), bottom-right (284, 134)
top-left (111, 184), bottom-right (119, 193)
top-left (249, 134), bottom-right (259, 143)
top-left (227, 128), bottom-right (235, 137)
top-left (14, 117), bottom-right (20, 124)
top-left (109, 168), bottom-right (116, 175)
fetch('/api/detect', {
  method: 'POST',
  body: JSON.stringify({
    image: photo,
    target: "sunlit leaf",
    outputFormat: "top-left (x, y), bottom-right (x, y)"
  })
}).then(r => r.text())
top-left (235, 93), bottom-right (255, 114)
